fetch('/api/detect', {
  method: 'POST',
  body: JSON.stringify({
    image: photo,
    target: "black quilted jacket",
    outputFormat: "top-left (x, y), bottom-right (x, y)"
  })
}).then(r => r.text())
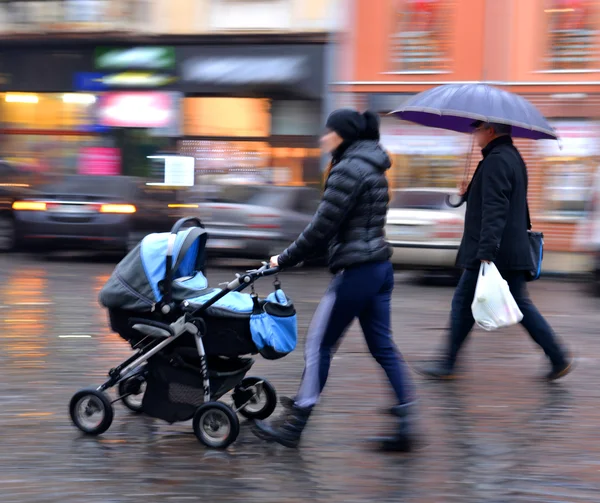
top-left (278, 140), bottom-right (392, 273)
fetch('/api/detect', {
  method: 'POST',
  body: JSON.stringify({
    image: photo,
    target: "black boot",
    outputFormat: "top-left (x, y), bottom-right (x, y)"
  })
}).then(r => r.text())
top-left (252, 404), bottom-right (312, 448)
top-left (415, 359), bottom-right (456, 380)
top-left (376, 402), bottom-right (419, 452)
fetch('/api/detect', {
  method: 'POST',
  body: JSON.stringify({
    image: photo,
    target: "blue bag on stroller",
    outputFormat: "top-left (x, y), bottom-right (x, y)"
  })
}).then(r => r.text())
top-left (250, 288), bottom-right (297, 360)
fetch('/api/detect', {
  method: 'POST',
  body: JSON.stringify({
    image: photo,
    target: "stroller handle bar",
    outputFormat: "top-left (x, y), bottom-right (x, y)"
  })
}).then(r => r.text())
top-left (226, 263), bottom-right (280, 291)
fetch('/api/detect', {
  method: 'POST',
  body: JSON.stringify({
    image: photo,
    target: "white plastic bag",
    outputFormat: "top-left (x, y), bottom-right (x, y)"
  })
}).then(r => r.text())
top-left (471, 263), bottom-right (523, 331)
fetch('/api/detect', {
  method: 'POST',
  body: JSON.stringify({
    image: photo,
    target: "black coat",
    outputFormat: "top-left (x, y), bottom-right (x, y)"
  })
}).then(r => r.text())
top-left (455, 135), bottom-right (534, 271)
top-left (278, 140), bottom-right (392, 273)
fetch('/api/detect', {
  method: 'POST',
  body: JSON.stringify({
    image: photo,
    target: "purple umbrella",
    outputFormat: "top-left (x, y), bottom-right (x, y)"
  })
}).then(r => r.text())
top-left (391, 83), bottom-right (558, 141)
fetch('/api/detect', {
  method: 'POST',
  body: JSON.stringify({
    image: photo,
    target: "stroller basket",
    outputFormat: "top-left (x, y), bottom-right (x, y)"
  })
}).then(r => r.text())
top-left (142, 350), bottom-right (254, 424)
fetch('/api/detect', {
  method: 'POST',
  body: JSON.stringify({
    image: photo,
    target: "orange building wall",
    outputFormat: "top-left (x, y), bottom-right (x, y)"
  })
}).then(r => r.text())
top-left (348, 0), bottom-right (486, 87)
top-left (338, 0), bottom-right (600, 258)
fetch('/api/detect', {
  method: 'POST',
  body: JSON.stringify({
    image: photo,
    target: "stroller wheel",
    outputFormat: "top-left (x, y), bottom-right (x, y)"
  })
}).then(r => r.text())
top-left (233, 377), bottom-right (277, 420)
top-left (193, 402), bottom-right (240, 449)
top-left (69, 388), bottom-right (114, 435)
top-left (119, 376), bottom-right (146, 414)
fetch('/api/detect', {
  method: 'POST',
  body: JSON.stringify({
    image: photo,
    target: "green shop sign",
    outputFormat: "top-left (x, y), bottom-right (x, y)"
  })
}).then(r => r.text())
top-left (95, 47), bottom-right (176, 70)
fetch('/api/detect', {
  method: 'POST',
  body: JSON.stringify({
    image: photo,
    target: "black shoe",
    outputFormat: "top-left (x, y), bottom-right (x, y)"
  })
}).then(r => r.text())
top-left (414, 360), bottom-right (456, 380)
top-left (252, 405), bottom-right (312, 448)
top-left (545, 357), bottom-right (574, 381)
top-left (372, 403), bottom-right (420, 452)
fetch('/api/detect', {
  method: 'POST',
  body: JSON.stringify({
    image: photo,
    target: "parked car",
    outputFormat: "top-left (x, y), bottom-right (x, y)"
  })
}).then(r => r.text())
top-left (0, 161), bottom-right (53, 252)
top-left (11, 175), bottom-right (181, 253)
top-left (386, 188), bottom-right (465, 273)
top-left (189, 185), bottom-right (322, 260)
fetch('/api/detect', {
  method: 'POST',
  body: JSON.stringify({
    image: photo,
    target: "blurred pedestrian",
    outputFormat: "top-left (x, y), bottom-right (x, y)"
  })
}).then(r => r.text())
top-left (417, 121), bottom-right (573, 381)
top-left (252, 108), bottom-right (417, 451)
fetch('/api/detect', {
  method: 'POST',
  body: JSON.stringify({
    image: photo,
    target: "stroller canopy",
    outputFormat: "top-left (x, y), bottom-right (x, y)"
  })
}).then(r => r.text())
top-left (99, 227), bottom-right (210, 311)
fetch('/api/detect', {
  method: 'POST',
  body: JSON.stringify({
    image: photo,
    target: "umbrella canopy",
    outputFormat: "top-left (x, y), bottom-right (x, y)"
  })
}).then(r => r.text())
top-left (391, 84), bottom-right (558, 140)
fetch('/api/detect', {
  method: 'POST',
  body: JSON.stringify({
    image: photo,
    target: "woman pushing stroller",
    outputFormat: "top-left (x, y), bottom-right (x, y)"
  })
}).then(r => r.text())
top-left (252, 108), bottom-right (418, 451)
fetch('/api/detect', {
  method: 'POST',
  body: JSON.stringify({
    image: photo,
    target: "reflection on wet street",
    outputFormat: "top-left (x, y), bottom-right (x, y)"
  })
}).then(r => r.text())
top-left (1, 254), bottom-right (599, 502)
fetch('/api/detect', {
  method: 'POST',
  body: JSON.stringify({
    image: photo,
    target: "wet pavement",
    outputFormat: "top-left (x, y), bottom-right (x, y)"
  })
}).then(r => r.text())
top-left (0, 253), bottom-right (599, 503)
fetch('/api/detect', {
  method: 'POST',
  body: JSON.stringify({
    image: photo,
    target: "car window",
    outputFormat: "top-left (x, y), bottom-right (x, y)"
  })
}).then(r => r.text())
top-left (390, 191), bottom-right (453, 210)
top-left (39, 175), bottom-right (138, 198)
top-left (245, 189), bottom-right (290, 208)
top-left (211, 185), bottom-right (258, 204)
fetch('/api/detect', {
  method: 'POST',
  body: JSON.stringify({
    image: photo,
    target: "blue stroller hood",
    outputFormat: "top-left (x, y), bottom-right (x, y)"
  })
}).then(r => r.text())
top-left (99, 227), bottom-right (213, 311)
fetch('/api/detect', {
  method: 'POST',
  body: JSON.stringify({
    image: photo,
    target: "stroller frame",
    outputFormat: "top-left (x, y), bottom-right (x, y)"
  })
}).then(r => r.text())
top-left (69, 218), bottom-right (281, 449)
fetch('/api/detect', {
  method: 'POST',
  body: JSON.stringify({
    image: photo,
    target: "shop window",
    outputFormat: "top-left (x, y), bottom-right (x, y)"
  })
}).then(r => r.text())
top-left (1, 0), bottom-right (148, 29)
top-left (270, 100), bottom-right (321, 136)
top-left (389, 0), bottom-right (455, 72)
top-left (380, 117), bottom-right (469, 189)
top-left (0, 93), bottom-right (96, 130)
top-left (2, 134), bottom-right (104, 174)
top-left (544, 0), bottom-right (600, 71)
top-left (183, 98), bottom-right (270, 138)
top-left (544, 160), bottom-right (593, 218)
top-left (538, 121), bottom-right (600, 219)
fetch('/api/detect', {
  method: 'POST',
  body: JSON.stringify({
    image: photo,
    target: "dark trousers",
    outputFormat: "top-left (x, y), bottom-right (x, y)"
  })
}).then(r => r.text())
top-left (446, 269), bottom-right (567, 368)
top-left (295, 261), bottom-right (413, 408)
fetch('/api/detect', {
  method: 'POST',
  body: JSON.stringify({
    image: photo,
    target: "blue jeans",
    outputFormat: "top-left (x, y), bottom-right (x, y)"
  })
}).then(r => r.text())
top-left (446, 269), bottom-right (567, 368)
top-left (294, 261), bottom-right (413, 408)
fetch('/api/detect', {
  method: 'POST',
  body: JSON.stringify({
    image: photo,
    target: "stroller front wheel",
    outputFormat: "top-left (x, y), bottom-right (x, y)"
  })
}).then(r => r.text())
top-left (193, 402), bottom-right (240, 449)
top-left (69, 388), bottom-right (114, 435)
top-left (233, 377), bottom-right (277, 420)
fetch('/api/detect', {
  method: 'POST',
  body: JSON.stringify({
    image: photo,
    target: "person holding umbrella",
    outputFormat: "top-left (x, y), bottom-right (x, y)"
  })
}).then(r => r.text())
top-left (392, 84), bottom-right (573, 380)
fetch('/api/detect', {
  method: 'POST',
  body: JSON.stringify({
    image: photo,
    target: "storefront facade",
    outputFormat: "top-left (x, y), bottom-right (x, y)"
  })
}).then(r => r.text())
top-left (175, 40), bottom-right (328, 187)
top-left (337, 0), bottom-right (600, 268)
top-left (0, 35), bottom-right (329, 186)
top-left (0, 44), bottom-right (180, 176)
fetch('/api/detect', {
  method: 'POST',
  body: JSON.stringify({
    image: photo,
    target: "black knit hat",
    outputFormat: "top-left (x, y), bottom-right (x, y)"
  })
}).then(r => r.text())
top-left (325, 108), bottom-right (366, 143)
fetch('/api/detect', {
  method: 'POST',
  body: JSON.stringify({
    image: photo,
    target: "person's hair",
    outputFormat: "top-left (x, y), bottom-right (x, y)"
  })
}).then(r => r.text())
top-left (361, 110), bottom-right (380, 140)
top-left (487, 122), bottom-right (512, 136)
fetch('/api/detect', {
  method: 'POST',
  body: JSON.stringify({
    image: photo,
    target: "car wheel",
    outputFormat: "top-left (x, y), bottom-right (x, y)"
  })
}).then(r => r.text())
top-left (0, 215), bottom-right (16, 252)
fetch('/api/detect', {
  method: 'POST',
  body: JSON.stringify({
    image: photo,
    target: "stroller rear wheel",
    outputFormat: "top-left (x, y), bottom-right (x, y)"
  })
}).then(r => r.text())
top-left (233, 377), bottom-right (277, 420)
top-left (69, 388), bottom-right (114, 435)
top-left (193, 402), bottom-right (240, 449)
top-left (118, 375), bottom-right (146, 414)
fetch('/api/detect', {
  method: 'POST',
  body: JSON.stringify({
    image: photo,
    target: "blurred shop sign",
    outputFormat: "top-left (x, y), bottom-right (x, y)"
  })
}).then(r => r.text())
top-left (75, 72), bottom-right (176, 91)
top-left (177, 45), bottom-right (325, 98)
top-left (97, 92), bottom-right (181, 135)
top-left (537, 121), bottom-right (600, 157)
top-left (78, 147), bottom-right (121, 176)
top-left (183, 56), bottom-right (308, 85)
top-left (95, 47), bottom-right (175, 70)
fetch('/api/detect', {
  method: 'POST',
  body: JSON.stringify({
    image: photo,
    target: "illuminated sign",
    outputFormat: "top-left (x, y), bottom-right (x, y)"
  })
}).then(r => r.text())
top-left (95, 47), bottom-right (175, 70)
top-left (75, 72), bottom-right (176, 91)
top-left (97, 92), bottom-right (179, 129)
top-left (78, 147), bottom-right (121, 176)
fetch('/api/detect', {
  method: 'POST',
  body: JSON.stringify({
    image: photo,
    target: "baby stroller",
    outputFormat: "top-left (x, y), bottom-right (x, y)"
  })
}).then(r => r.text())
top-left (69, 218), bottom-right (297, 449)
